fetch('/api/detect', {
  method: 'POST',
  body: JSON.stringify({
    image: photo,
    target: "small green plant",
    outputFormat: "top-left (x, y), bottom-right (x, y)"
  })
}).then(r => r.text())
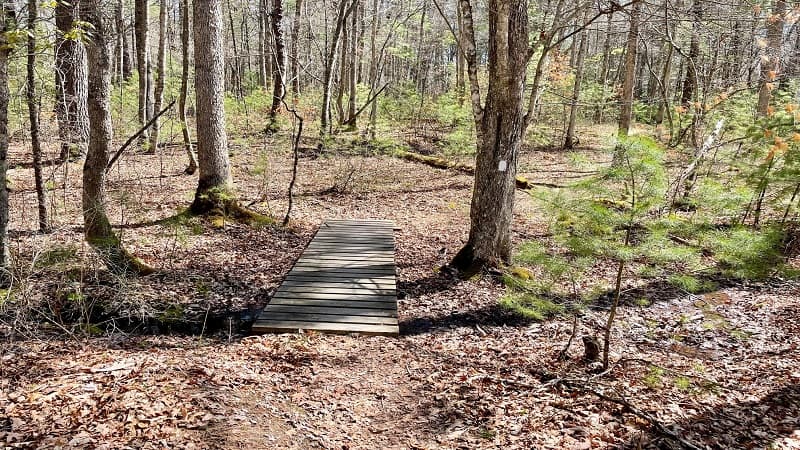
top-left (674, 376), bottom-right (693, 391)
top-left (643, 367), bottom-right (665, 389)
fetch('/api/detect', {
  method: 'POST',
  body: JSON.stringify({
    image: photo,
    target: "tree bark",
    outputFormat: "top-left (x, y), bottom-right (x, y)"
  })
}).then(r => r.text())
top-left (268, 0), bottom-right (286, 123)
top-left (680, 0), bottom-right (701, 107)
top-left (27, 0), bottom-right (48, 232)
top-left (82, 0), bottom-right (153, 275)
top-left (135, 0), bottom-right (153, 144)
top-left (192, 0), bottom-right (233, 213)
top-left (149, 0), bottom-right (167, 153)
top-left (758, 0), bottom-right (786, 115)
top-left (617, 0), bottom-right (640, 137)
top-left (55, 0), bottom-right (89, 161)
top-left (290, 0), bottom-right (303, 99)
top-left (346, 0), bottom-right (358, 129)
top-left (564, 7), bottom-right (590, 149)
top-left (0, 5), bottom-right (15, 277)
top-left (321, 0), bottom-right (353, 135)
top-left (180, 0), bottom-right (197, 174)
top-left (451, 0), bottom-right (529, 275)
top-left (119, 0), bottom-right (133, 81)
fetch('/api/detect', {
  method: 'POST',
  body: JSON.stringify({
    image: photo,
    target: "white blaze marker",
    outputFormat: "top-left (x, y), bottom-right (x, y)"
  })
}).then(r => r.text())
top-left (498, 160), bottom-right (507, 172)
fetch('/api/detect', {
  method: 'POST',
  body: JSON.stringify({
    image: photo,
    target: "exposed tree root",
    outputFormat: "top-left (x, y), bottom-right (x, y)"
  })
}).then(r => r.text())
top-left (392, 149), bottom-right (564, 190)
top-left (190, 191), bottom-right (275, 229)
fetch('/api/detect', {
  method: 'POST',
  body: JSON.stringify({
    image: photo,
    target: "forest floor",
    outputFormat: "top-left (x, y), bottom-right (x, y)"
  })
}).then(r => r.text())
top-left (1, 123), bottom-right (799, 449)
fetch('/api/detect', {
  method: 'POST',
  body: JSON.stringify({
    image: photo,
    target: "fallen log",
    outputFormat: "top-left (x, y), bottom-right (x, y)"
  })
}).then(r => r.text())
top-left (392, 149), bottom-right (563, 190)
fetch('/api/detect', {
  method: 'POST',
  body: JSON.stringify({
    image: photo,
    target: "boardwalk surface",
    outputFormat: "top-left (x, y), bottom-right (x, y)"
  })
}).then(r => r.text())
top-left (252, 220), bottom-right (399, 336)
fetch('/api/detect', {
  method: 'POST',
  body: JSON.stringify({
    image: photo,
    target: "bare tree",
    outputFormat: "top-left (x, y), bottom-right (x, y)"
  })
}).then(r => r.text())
top-left (268, 0), bottom-right (286, 126)
top-left (26, 0), bottom-right (48, 232)
top-left (180, 0), bottom-right (197, 174)
top-left (135, 0), bottom-right (153, 145)
top-left (191, 0), bottom-right (233, 213)
top-left (290, 0), bottom-right (303, 99)
top-left (617, 0), bottom-right (640, 137)
top-left (321, 0), bottom-right (354, 135)
top-left (150, 0), bottom-right (167, 152)
top-left (757, 0), bottom-right (786, 115)
top-left (0, 4), bottom-right (16, 280)
top-left (450, 0), bottom-right (531, 274)
top-left (55, 0), bottom-right (89, 161)
top-left (81, 0), bottom-right (153, 275)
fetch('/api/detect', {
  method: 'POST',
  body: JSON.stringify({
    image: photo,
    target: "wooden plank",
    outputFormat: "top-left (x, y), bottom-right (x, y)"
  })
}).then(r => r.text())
top-left (271, 290), bottom-right (395, 300)
top-left (264, 305), bottom-right (397, 317)
top-left (306, 243), bottom-right (394, 249)
top-left (258, 311), bottom-right (398, 325)
top-left (277, 286), bottom-right (395, 295)
top-left (283, 271), bottom-right (395, 280)
top-left (288, 269), bottom-right (394, 277)
top-left (292, 261), bottom-right (395, 269)
top-left (284, 275), bottom-right (395, 284)
top-left (280, 280), bottom-right (395, 290)
top-left (298, 253), bottom-right (394, 260)
top-left (252, 320), bottom-right (398, 336)
top-left (268, 298), bottom-right (397, 309)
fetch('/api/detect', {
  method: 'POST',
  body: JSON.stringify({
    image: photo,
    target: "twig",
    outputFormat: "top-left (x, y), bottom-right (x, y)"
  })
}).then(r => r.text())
top-left (106, 99), bottom-right (176, 173)
top-left (561, 381), bottom-right (704, 450)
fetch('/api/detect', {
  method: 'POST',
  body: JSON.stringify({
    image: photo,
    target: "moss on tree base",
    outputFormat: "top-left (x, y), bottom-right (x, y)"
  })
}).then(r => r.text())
top-left (190, 188), bottom-right (275, 229)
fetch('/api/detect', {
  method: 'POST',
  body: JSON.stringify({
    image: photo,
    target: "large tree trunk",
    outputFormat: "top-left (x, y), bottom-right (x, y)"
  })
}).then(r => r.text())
top-left (81, 0), bottom-right (153, 275)
top-left (27, 0), bottom-right (48, 233)
top-left (617, 0), bottom-right (640, 137)
top-left (55, 0), bottom-right (89, 161)
top-left (758, 0), bottom-right (786, 115)
top-left (180, 0), bottom-right (197, 175)
top-left (0, 5), bottom-right (15, 278)
top-left (192, 0), bottom-right (233, 213)
top-left (149, 0), bottom-right (167, 152)
top-left (290, 0), bottom-right (303, 99)
top-left (268, 0), bottom-right (286, 123)
top-left (451, 0), bottom-right (529, 275)
top-left (135, 0), bottom-right (153, 144)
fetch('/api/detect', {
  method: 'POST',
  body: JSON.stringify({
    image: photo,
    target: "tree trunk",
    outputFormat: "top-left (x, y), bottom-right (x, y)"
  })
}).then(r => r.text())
top-left (192, 0), bottom-right (233, 213)
top-left (617, 0), bottom-right (640, 137)
top-left (335, 12), bottom-right (349, 125)
top-left (150, 0), bottom-right (167, 153)
top-left (758, 0), bottom-right (786, 115)
top-left (81, 0), bottom-right (153, 275)
top-left (27, 0), bottom-right (48, 232)
top-left (455, 1), bottom-right (465, 106)
top-left (180, 0), bottom-right (197, 174)
top-left (120, 0), bottom-right (133, 81)
top-left (367, 0), bottom-right (380, 138)
top-left (681, 0), bottom-right (701, 107)
top-left (290, 0), bottom-right (303, 99)
top-left (135, 0), bottom-right (152, 144)
top-left (564, 7), bottom-right (589, 149)
top-left (346, 0), bottom-right (358, 129)
top-left (268, 0), bottom-right (286, 123)
top-left (55, 0), bottom-right (89, 161)
top-left (0, 5), bottom-right (15, 277)
top-left (321, 0), bottom-right (353, 135)
top-left (451, 0), bottom-right (529, 275)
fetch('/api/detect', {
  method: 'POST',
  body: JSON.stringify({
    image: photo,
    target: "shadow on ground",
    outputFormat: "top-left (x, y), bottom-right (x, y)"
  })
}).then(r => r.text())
top-left (400, 303), bottom-right (533, 335)
top-left (625, 383), bottom-right (800, 449)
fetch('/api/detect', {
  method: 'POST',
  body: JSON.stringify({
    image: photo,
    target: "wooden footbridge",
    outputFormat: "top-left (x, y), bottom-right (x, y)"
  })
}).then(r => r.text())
top-left (252, 220), bottom-right (399, 336)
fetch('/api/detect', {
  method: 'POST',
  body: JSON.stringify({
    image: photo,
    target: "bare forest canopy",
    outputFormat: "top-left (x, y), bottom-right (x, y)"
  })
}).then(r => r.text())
top-left (0, 0), bottom-right (799, 448)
